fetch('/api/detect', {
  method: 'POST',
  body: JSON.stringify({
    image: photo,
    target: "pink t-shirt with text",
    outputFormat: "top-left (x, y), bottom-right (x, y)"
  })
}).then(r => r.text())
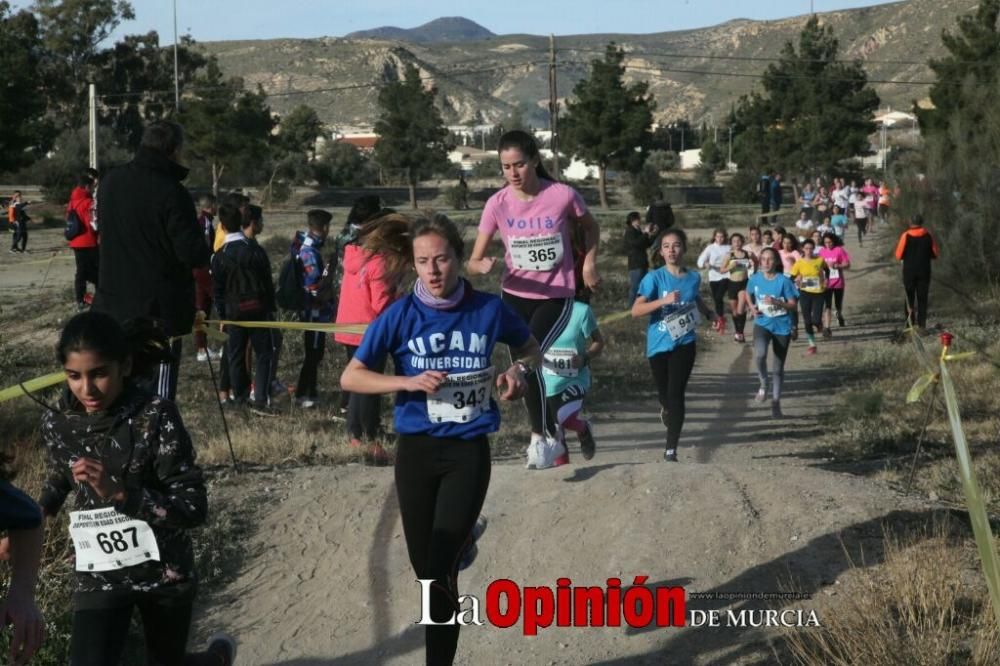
top-left (478, 180), bottom-right (588, 299)
top-left (818, 246), bottom-right (850, 289)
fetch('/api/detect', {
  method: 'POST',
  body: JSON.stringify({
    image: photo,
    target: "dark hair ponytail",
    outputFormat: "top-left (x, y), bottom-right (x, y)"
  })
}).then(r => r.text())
top-left (497, 130), bottom-right (554, 182)
top-left (57, 312), bottom-right (174, 379)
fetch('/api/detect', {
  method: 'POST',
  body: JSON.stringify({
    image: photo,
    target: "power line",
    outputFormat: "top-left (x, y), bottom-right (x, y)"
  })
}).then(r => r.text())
top-left (96, 61), bottom-right (548, 101)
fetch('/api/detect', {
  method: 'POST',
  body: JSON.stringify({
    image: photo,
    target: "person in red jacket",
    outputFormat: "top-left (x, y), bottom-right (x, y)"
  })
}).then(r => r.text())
top-left (334, 213), bottom-right (409, 462)
top-left (67, 172), bottom-right (99, 311)
top-left (895, 214), bottom-right (940, 330)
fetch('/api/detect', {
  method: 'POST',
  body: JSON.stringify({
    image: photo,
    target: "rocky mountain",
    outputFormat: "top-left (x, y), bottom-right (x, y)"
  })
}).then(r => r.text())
top-left (196, 0), bottom-right (977, 130)
top-left (344, 17), bottom-right (495, 43)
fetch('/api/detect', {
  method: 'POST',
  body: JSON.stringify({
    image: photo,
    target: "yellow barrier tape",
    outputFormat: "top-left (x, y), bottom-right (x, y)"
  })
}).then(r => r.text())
top-left (1, 309), bottom-right (634, 405)
top-left (204, 320), bottom-right (369, 335)
top-left (0, 371), bottom-right (65, 404)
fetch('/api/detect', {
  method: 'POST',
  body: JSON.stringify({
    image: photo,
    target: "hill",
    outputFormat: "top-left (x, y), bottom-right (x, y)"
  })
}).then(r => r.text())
top-left (344, 16), bottom-right (496, 43)
top-left (197, 0), bottom-right (977, 129)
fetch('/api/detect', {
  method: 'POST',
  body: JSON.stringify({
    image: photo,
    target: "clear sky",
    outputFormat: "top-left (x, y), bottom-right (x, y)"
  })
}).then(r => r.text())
top-left (12, 0), bottom-right (900, 44)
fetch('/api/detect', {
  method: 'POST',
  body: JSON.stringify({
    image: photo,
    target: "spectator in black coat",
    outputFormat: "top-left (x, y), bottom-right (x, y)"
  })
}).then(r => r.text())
top-left (93, 121), bottom-right (210, 400)
top-left (624, 211), bottom-right (655, 300)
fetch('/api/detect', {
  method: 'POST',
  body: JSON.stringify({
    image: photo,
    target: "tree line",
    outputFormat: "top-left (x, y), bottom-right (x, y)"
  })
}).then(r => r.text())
top-left (1, 0), bottom-right (993, 211)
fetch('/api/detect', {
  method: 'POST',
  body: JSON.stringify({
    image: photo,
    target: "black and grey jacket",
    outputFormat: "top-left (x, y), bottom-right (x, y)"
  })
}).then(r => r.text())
top-left (39, 383), bottom-right (207, 609)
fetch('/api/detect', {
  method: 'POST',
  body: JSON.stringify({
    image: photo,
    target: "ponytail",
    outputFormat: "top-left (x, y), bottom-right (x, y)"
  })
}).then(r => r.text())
top-left (57, 312), bottom-right (174, 379)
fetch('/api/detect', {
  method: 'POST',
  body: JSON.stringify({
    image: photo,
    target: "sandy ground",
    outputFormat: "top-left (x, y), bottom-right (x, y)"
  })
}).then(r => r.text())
top-left (190, 225), bottom-right (938, 665)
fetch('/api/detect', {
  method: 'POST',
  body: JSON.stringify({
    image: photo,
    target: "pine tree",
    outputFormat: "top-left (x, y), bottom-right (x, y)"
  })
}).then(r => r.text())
top-left (180, 62), bottom-right (274, 197)
top-left (559, 43), bottom-right (656, 209)
top-left (374, 64), bottom-right (449, 209)
top-left (730, 16), bottom-right (878, 179)
top-left (916, 0), bottom-right (1000, 139)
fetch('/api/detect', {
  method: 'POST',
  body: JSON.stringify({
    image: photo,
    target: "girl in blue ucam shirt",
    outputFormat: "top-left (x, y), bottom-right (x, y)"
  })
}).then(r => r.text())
top-left (340, 214), bottom-right (541, 666)
top-left (631, 229), bottom-right (721, 462)
top-left (743, 247), bottom-right (799, 418)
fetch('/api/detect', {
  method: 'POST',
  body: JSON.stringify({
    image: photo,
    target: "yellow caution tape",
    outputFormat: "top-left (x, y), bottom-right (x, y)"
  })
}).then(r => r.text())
top-left (2, 308), bottom-right (633, 405)
top-left (0, 371), bottom-right (65, 404)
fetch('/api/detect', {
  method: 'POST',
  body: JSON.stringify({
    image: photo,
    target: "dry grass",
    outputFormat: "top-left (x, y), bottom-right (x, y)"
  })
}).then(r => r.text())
top-left (782, 520), bottom-right (1000, 665)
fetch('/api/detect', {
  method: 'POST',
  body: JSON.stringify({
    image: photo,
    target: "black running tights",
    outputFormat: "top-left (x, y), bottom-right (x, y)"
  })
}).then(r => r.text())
top-left (70, 596), bottom-right (222, 665)
top-left (395, 434), bottom-right (491, 666)
top-left (501, 292), bottom-right (572, 437)
top-left (648, 342), bottom-right (697, 451)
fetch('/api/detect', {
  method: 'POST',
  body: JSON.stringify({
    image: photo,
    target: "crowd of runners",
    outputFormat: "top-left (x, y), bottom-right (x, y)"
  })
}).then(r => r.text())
top-left (0, 119), bottom-right (942, 666)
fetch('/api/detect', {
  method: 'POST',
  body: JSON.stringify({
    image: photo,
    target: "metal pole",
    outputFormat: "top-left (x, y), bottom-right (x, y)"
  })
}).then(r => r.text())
top-left (728, 126), bottom-right (733, 167)
top-left (88, 83), bottom-right (98, 169)
top-left (173, 0), bottom-right (180, 113)
top-left (549, 34), bottom-right (560, 179)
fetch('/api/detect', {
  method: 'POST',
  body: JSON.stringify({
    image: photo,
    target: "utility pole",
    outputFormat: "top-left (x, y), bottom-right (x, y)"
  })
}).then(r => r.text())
top-left (173, 0), bottom-right (180, 113)
top-left (548, 34), bottom-right (561, 179)
top-left (88, 84), bottom-right (97, 169)
top-left (728, 125), bottom-right (733, 168)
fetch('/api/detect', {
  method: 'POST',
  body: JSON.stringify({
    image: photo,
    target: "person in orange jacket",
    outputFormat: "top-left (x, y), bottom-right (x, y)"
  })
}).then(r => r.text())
top-left (67, 172), bottom-right (100, 310)
top-left (895, 214), bottom-right (940, 330)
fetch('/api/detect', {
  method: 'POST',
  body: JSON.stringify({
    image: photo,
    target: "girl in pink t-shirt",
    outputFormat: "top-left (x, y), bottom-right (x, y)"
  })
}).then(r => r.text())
top-left (468, 130), bottom-right (600, 460)
top-left (817, 232), bottom-right (851, 331)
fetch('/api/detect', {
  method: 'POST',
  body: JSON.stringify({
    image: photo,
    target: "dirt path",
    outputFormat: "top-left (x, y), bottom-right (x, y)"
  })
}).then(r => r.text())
top-left (198, 228), bottom-right (933, 665)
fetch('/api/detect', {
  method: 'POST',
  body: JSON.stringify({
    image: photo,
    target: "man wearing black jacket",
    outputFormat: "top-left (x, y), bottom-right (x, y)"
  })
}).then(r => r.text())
top-left (93, 121), bottom-right (209, 400)
top-left (625, 211), bottom-right (655, 299)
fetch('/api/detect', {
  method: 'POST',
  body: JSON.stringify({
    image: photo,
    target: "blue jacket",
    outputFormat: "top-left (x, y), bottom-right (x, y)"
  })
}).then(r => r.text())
top-left (295, 231), bottom-right (335, 322)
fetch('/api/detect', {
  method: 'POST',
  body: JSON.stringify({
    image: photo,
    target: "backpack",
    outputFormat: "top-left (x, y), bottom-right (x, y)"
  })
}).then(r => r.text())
top-left (64, 208), bottom-right (85, 241)
top-left (645, 201), bottom-right (674, 234)
top-left (275, 255), bottom-right (305, 312)
top-left (218, 245), bottom-right (271, 320)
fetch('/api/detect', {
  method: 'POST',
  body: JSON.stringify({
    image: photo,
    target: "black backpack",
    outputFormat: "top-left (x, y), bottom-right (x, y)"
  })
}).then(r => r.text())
top-left (64, 209), bottom-right (85, 240)
top-left (275, 255), bottom-right (305, 312)
top-left (218, 246), bottom-right (270, 320)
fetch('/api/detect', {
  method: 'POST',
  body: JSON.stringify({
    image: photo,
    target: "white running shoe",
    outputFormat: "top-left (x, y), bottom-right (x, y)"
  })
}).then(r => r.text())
top-left (298, 397), bottom-right (316, 409)
top-left (208, 347), bottom-right (224, 361)
top-left (196, 349), bottom-right (209, 362)
top-left (526, 435), bottom-right (566, 470)
top-left (755, 387), bottom-right (766, 403)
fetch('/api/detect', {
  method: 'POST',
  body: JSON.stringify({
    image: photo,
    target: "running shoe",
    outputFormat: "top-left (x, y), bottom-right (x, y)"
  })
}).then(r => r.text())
top-left (297, 397), bottom-right (317, 409)
top-left (196, 349), bottom-right (209, 362)
top-left (458, 515), bottom-right (488, 571)
top-left (791, 328), bottom-right (799, 341)
top-left (579, 422), bottom-right (596, 460)
top-left (204, 633), bottom-right (237, 666)
top-left (208, 347), bottom-right (224, 361)
top-left (249, 403), bottom-right (280, 418)
top-left (754, 387), bottom-right (766, 403)
top-left (805, 345), bottom-right (817, 356)
top-left (365, 442), bottom-right (392, 467)
top-left (837, 313), bottom-right (845, 327)
top-left (771, 401), bottom-right (783, 418)
top-left (822, 327), bottom-right (832, 340)
top-left (348, 437), bottom-right (364, 449)
top-left (659, 407), bottom-right (669, 427)
top-left (663, 450), bottom-right (678, 462)
top-left (714, 317), bottom-right (726, 335)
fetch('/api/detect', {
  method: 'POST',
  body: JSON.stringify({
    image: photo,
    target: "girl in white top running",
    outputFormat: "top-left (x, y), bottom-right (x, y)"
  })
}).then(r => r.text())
top-left (696, 228), bottom-right (730, 334)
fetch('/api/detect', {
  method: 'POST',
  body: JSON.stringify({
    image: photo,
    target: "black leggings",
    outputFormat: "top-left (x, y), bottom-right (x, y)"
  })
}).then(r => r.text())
top-left (501, 292), bottom-right (573, 437)
top-left (709, 279), bottom-right (729, 318)
top-left (904, 274), bottom-right (931, 328)
top-left (395, 434), bottom-right (491, 666)
top-left (648, 342), bottom-right (697, 451)
top-left (799, 292), bottom-right (824, 337)
top-left (822, 288), bottom-right (845, 314)
top-left (296, 329), bottom-right (326, 400)
top-left (70, 596), bottom-right (222, 665)
top-left (73, 247), bottom-right (100, 303)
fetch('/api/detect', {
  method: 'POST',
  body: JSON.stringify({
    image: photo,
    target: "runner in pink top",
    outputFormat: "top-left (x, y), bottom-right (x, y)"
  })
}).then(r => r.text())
top-left (468, 130), bottom-right (600, 461)
top-left (818, 232), bottom-right (851, 331)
